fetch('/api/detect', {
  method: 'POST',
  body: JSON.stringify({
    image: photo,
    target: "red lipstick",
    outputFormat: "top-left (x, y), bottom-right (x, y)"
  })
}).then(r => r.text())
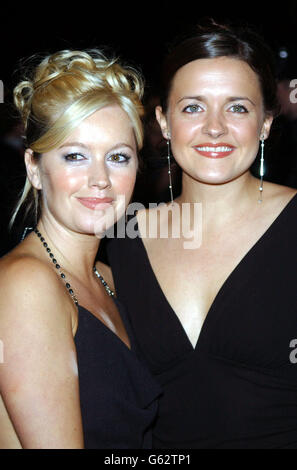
top-left (194, 143), bottom-right (236, 158)
top-left (77, 197), bottom-right (114, 210)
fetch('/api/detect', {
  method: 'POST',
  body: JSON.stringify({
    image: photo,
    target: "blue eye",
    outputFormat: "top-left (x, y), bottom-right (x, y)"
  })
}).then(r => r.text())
top-left (183, 104), bottom-right (203, 113)
top-left (229, 104), bottom-right (248, 113)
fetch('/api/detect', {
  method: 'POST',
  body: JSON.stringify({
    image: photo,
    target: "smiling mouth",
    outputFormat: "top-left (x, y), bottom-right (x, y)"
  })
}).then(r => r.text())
top-left (77, 197), bottom-right (114, 210)
top-left (194, 144), bottom-right (236, 158)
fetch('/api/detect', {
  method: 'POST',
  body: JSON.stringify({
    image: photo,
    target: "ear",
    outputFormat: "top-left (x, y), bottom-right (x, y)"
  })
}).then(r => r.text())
top-left (260, 114), bottom-right (274, 140)
top-left (24, 149), bottom-right (42, 190)
top-left (155, 106), bottom-right (170, 140)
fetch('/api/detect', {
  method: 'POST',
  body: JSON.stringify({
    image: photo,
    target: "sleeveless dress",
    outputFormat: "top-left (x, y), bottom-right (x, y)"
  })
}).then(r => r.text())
top-left (106, 193), bottom-right (297, 448)
top-left (74, 297), bottom-right (161, 449)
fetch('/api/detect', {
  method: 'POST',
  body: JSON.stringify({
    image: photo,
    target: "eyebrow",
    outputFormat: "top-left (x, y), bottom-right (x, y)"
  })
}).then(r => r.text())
top-left (59, 141), bottom-right (90, 150)
top-left (59, 141), bottom-right (136, 151)
top-left (178, 95), bottom-right (256, 106)
top-left (228, 96), bottom-right (256, 106)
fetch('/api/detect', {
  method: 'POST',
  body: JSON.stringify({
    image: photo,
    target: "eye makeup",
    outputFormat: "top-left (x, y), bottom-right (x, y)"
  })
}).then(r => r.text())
top-left (63, 153), bottom-right (86, 162)
top-left (107, 152), bottom-right (132, 164)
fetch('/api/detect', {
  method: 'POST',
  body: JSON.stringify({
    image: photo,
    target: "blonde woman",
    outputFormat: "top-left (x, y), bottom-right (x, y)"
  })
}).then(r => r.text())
top-left (0, 50), bottom-right (160, 449)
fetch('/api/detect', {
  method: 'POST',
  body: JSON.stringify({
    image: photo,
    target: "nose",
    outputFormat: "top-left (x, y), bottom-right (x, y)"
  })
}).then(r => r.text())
top-left (88, 160), bottom-right (112, 190)
top-left (201, 110), bottom-right (227, 139)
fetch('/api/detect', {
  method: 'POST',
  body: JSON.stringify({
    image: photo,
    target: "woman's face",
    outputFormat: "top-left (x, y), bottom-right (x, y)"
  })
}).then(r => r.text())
top-left (26, 105), bottom-right (138, 235)
top-left (156, 56), bottom-right (273, 185)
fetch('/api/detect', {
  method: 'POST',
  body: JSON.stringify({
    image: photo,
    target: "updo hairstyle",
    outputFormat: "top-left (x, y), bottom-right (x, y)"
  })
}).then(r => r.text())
top-left (11, 49), bottom-right (144, 226)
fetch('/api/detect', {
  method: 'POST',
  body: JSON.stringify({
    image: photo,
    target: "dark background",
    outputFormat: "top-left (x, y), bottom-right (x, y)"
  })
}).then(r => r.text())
top-left (1, 1), bottom-right (297, 89)
top-left (1, 1), bottom-right (297, 254)
top-left (1, 2), bottom-right (297, 91)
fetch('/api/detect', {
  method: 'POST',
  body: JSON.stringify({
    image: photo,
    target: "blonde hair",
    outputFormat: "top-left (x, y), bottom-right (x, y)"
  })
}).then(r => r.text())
top-left (11, 49), bottom-right (144, 227)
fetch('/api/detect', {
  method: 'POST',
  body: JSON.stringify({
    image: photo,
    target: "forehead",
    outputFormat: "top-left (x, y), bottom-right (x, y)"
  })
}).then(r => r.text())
top-left (67, 105), bottom-right (134, 143)
top-left (170, 56), bottom-right (262, 100)
top-left (73, 105), bottom-right (132, 133)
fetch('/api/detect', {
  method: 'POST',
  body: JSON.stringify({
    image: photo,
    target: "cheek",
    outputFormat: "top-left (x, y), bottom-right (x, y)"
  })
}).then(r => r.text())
top-left (231, 120), bottom-right (261, 146)
top-left (42, 169), bottom-right (86, 195)
top-left (112, 172), bottom-right (136, 196)
top-left (170, 115), bottom-right (201, 146)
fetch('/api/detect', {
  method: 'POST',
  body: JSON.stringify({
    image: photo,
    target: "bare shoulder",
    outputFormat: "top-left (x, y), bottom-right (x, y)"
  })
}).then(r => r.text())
top-left (0, 253), bottom-right (83, 448)
top-left (0, 253), bottom-right (73, 330)
top-left (264, 181), bottom-right (297, 210)
top-left (0, 253), bottom-right (64, 297)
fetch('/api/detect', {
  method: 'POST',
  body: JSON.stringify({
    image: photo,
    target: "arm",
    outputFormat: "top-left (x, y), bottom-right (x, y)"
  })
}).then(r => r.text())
top-left (0, 258), bottom-right (84, 449)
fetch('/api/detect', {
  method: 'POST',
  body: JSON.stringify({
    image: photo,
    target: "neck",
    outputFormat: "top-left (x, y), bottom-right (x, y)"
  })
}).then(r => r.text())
top-left (176, 171), bottom-right (262, 228)
top-left (36, 215), bottom-right (101, 282)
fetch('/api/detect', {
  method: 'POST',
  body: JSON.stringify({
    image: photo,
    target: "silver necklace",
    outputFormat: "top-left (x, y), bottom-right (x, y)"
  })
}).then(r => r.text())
top-left (34, 227), bottom-right (115, 305)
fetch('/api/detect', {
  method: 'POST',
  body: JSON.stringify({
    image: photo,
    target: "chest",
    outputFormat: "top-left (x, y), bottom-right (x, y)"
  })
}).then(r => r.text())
top-left (131, 229), bottom-right (296, 375)
top-left (140, 220), bottom-right (272, 348)
top-left (72, 283), bottom-right (131, 350)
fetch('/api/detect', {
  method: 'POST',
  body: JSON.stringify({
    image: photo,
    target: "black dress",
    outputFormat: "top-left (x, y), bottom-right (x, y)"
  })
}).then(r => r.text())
top-left (106, 194), bottom-right (297, 449)
top-left (74, 297), bottom-right (161, 449)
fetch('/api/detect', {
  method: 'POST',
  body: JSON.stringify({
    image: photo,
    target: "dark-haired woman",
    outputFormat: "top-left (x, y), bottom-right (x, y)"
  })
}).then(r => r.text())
top-left (104, 21), bottom-right (297, 448)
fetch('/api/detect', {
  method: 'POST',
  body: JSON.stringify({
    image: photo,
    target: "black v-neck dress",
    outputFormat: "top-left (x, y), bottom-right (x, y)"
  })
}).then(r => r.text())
top-left (74, 297), bottom-right (161, 449)
top-left (106, 194), bottom-right (297, 448)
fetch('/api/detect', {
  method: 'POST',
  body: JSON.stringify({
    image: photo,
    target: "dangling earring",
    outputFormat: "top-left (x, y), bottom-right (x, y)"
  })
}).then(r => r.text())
top-left (167, 137), bottom-right (174, 205)
top-left (258, 137), bottom-right (265, 203)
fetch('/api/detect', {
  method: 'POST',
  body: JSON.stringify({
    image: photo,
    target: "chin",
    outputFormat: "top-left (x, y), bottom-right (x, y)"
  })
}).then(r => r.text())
top-left (190, 164), bottom-right (249, 185)
top-left (76, 223), bottom-right (96, 236)
top-left (187, 170), bottom-right (231, 185)
top-left (69, 215), bottom-right (96, 235)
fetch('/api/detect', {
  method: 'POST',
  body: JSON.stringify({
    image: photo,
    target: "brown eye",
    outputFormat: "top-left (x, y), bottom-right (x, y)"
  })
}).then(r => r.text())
top-left (64, 153), bottom-right (85, 161)
top-left (111, 154), bottom-right (121, 161)
top-left (108, 153), bottom-right (131, 163)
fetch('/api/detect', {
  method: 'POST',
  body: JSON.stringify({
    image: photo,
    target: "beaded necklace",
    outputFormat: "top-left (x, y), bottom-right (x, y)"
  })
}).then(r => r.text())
top-left (34, 227), bottom-right (115, 305)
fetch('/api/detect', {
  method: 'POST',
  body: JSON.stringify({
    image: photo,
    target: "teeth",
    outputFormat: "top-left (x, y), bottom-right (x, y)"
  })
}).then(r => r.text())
top-left (196, 146), bottom-right (233, 152)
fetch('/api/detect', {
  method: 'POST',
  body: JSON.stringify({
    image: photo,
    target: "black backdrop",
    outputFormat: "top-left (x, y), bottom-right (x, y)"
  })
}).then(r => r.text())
top-left (1, 1), bottom-right (297, 91)
top-left (1, 1), bottom-right (297, 254)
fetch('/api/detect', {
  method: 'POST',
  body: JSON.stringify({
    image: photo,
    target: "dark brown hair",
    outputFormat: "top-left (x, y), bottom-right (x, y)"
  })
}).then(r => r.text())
top-left (160, 19), bottom-right (279, 117)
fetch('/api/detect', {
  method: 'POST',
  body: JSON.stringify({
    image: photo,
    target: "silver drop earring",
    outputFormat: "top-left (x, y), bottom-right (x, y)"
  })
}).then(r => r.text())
top-left (258, 137), bottom-right (265, 203)
top-left (167, 138), bottom-right (174, 205)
